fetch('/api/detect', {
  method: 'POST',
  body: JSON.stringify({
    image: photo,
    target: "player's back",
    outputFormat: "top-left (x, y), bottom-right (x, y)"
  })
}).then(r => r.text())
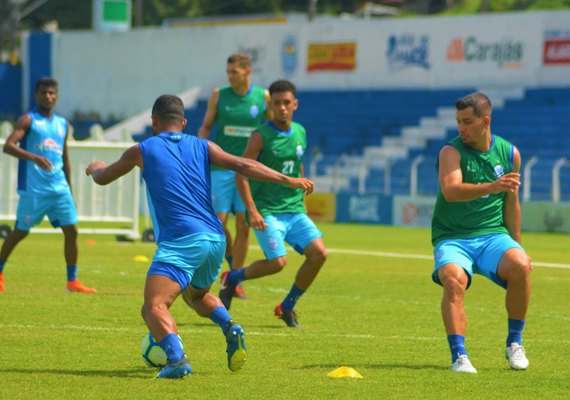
top-left (139, 132), bottom-right (223, 243)
top-left (18, 108), bottom-right (69, 195)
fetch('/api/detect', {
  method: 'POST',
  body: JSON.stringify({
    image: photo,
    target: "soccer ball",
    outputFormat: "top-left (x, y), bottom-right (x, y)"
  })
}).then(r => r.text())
top-left (141, 332), bottom-right (167, 368)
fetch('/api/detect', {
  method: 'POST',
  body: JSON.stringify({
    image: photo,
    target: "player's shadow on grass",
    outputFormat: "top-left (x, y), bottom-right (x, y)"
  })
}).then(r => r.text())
top-left (299, 363), bottom-right (447, 371)
top-left (1, 368), bottom-right (159, 379)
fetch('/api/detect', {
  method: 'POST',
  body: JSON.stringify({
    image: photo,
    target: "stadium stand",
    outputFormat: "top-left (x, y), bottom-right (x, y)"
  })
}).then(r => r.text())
top-left (124, 87), bottom-right (570, 201)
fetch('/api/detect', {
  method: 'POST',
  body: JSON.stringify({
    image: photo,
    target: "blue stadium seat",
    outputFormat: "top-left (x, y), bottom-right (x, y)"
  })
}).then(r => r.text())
top-left (81, 87), bottom-right (569, 200)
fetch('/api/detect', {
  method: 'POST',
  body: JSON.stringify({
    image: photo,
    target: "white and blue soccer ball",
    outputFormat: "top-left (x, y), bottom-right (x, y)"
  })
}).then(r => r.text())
top-left (141, 332), bottom-right (167, 368)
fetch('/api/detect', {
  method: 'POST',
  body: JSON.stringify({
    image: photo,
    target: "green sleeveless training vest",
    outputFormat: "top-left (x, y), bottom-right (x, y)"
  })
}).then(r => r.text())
top-left (431, 135), bottom-right (514, 246)
top-left (249, 122), bottom-right (307, 216)
top-left (214, 85), bottom-right (266, 160)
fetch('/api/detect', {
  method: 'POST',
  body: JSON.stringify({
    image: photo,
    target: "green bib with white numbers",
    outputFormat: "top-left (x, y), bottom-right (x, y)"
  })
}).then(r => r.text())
top-left (249, 122), bottom-right (307, 216)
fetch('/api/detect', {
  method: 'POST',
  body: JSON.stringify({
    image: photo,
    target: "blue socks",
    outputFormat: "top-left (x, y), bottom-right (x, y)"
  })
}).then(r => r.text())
top-left (227, 269), bottom-right (246, 284)
top-left (159, 333), bottom-right (185, 364)
top-left (66, 265), bottom-right (78, 282)
top-left (447, 334), bottom-right (468, 363)
top-left (282, 284), bottom-right (305, 311)
top-left (210, 306), bottom-right (232, 335)
top-left (507, 319), bottom-right (525, 347)
top-left (0, 260), bottom-right (5, 273)
top-left (226, 255), bottom-right (233, 269)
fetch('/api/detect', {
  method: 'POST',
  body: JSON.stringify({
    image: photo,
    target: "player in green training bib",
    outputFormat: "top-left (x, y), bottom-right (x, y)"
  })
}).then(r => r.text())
top-left (431, 93), bottom-right (532, 373)
top-left (219, 80), bottom-right (328, 328)
top-left (198, 53), bottom-right (270, 300)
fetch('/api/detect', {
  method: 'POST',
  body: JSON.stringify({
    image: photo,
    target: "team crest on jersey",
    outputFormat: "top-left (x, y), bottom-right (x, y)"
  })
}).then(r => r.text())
top-left (38, 138), bottom-right (63, 155)
top-left (57, 125), bottom-right (65, 138)
top-left (295, 144), bottom-right (304, 160)
top-left (493, 164), bottom-right (505, 179)
top-left (250, 105), bottom-right (260, 118)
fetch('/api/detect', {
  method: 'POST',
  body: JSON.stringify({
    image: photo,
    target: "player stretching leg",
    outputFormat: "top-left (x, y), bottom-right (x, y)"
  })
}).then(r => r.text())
top-left (431, 93), bottom-right (531, 373)
top-left (220, 80), bottom-right (327, 328)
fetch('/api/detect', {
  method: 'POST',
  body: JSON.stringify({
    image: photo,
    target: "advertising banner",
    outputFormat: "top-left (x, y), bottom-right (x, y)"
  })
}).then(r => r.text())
top-left (335, 193), bottom-right (392, 224)
top-left (42, 11), bottom-right (570, 118)
top-left (522, 201), bottom-right (570, 233)
top-left (307, 42), bottom-right (357, 72)
top-left (306, 193), bottom-right (336, 223)
top-left (393, 196), bottom-right (436, 227)
top-left (544, 37), bottom-right (570, 65)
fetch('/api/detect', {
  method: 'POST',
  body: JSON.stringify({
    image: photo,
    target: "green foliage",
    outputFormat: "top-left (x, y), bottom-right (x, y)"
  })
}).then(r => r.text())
top-left (441, 0), bottom-right (570, 14)
top-left (4, 0), bottom-right (569, 30)
top-left (0, 223), bottom-right (569, 399)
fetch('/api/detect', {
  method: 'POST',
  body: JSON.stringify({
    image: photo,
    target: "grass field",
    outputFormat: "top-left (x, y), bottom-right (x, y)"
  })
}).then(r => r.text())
top-left (0, 222), bottom-right (569, 399)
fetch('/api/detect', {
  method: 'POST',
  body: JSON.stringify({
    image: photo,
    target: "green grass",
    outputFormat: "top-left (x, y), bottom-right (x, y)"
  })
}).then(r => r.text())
top-left (1, 223), bottom-right (569, 399)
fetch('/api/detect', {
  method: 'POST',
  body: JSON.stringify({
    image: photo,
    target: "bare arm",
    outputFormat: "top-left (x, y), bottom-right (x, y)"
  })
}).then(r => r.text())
top-left (235, 132), bottom-right (266, 230)
top-left (85, 144), bottom-right (142, 185)
top-left (438, 145), bottom-right (520, 202)
top-left (197, 89), bottom-right (219, 139)
top-left (208, 140), bottom-right (314, 194)
top-left (63, 123), bottom-right (72, 190)
top-left (3, 114), bottom-right (53, 171)
top-left (503, 147), bottom-right (522, 243)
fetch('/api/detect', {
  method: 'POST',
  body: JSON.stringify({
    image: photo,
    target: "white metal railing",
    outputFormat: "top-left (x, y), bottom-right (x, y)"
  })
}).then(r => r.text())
top-left (0, 140), bottom-right (140, 239)
top-left (410, 154), bottom-right (425, 197)
top-left (103, 86), bottom-right (201, 141)
top-left (309, 153), bottom-right (323, 180)
top-left (383, 159), bottom-right (392, 195)
top-left (312, 151), bottom-right (567, 201)
top-left (552, 157), bottom-right (569, 203)
top-left (523, 156), bottom-right (538, 202)
top-left (358, 158), bottom-right (367, 194)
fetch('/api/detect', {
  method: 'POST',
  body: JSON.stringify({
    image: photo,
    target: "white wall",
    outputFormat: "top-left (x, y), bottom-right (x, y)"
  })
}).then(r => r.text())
top-left (45, 11), bottom-right (570, 120)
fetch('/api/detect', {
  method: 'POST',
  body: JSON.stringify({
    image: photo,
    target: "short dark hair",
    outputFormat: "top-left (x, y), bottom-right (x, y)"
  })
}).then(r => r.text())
top-left (455, 92), bottom-right (492, 117)
top-left (269, 80), bottom-right (297, 97)
top-left (35, 77), bottom-right (58, 92)
top-left (227, 53), bottom-right (251, 68)
top-left (152, 95), bottom-right (185, 121)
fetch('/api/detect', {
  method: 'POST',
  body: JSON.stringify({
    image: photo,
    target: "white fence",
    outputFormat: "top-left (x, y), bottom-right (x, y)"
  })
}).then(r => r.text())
top-left (0, 140), bottom-right (140, 239)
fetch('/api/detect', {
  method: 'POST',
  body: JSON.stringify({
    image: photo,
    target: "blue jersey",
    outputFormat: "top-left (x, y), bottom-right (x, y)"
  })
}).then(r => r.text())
top-left (17, 108), bottom-right (70, 195)
top-left (138, 132), bottom-right (224, 243)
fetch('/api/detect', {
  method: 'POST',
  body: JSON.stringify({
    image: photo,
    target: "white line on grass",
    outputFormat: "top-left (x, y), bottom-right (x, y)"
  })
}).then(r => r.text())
top-left (115, 243), bottom-right (569, 269)
top-left (0, 323), bottom-right (375, 339)
top-left (4, 323), bottom-right (570, 343)
top-left (322, 248), bottom-right (570, 270)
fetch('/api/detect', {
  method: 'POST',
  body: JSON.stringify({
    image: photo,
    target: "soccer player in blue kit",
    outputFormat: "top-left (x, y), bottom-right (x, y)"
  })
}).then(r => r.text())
top-left (0, 77), bottom-right (96, 294)
top-left (86, 94), bottom-right (314, 379)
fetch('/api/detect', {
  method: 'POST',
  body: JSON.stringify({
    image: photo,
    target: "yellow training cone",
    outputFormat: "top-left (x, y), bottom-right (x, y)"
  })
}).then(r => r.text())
top-left (133, 255), bottom-right (149, 263)
top-left (327, 366), bottom-right (363, 379)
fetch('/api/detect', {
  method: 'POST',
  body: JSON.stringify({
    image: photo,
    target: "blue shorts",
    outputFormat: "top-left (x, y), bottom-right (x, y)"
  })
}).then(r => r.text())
top-left (254, 213), bottom-right (323, 260)
top-left (15, 191), bottom-right (78, 231)
top-left (432, 233), bottom-right (525, 289)
top-left (211, 170), bottom-right (246, 214)
top-left (148, 233), bottom-right (226, 290)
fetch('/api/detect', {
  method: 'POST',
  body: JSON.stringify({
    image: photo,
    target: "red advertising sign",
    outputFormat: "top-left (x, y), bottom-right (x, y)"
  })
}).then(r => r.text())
top-left (544, 39), bottom-right (570, 64)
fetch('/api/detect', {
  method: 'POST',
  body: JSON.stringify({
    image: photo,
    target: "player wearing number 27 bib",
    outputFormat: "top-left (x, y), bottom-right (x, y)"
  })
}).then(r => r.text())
top-left (219, 80), bottom-right (327, 329)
